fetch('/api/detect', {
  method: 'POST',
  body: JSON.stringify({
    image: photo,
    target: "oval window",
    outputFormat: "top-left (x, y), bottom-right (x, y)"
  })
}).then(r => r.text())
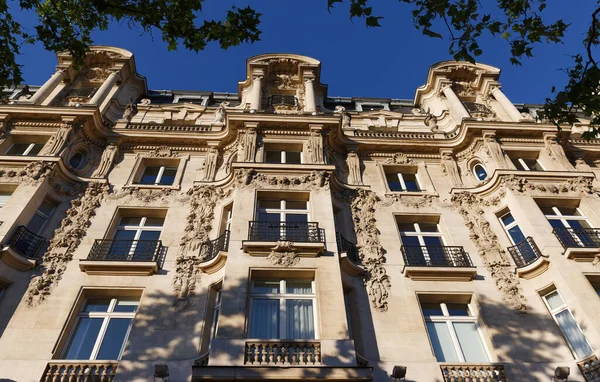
top-left (69, 152), bottom-right (85, 169)
top-left (473, 163), bottom-right (488, 181)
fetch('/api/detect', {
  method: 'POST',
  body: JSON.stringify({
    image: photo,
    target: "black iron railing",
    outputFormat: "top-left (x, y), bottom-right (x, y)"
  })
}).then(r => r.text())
top-left (336, 232), bottom-right (360, 264)
top-left (248, 221), bottom-right (324, 243)
top-left (462, 101), bottom-right (495, 117)
top-left (8, 225), bottom-right (45, 259)
top-left (88, 239), bottom-right (163, 264)
top-left (507, 237), bottom-right (542, 268)
top-left (269, 95), bottom-right (297, 107)
top-left (199, 230), bottom-right (230, 262)
top-left (402, 245), bottom-right (473, 267)
top-left (553, 227), bottom-right (600, 249)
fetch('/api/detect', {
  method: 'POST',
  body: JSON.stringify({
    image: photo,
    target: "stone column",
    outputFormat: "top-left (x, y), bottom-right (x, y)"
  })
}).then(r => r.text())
top-left (441, 85), bottom-right (470, 120)
top-left (248, 75), bottom-right (262, 112)
top-left (304, 78), bottom-right (316, 114)
top-left (29, 70), bottom-right (65, 105)
top-left (490, 86), bottom-right (522, 122)
top-left (89, 71), bottom-right (118, 106)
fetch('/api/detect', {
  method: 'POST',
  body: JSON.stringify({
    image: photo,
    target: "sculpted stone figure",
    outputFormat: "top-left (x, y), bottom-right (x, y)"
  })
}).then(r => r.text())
top-left (483, 133), bottom-right (507, 168)
top-left (242, 128), bottom-right (257, 162)
top-left (346, 152), bottom-right (362, 185)
top-left (92, 143), bottom-right (119, 178)
top-left (44, 122), bottom-right (73, 155)
top-left (214, 101), bottom-right (228, 123)
top-left (202, 148), bottom-right (219, 181)
top-left (308, 129), bottom-right (324, 164)
top-left (122, 103), bottom-right (138, 122)
top-left (334, 106), bottom-right (351, 128)
top-left (441, 151), bottom-right (462, 186)
top-left (545, 134), bottom-right (574, 169)
top-left (424, 109), bottom-right (439, 131)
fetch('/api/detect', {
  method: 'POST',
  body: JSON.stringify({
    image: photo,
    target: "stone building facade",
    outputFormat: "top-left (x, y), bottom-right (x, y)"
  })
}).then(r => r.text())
top-left (0, 46), bottom-right (600, 381)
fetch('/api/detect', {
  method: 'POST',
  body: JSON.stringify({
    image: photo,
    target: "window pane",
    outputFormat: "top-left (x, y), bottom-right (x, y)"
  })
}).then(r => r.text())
top-left (64, 318), bottom-right (104, 360)
top-left (531, 160), bottom-right (545, 171)
top-left (286, 299), bottom-right (315, 339)
top-left (286, 214), bottom-right (308, 223)
top-left (6, 143), bottom-right (30, 155)
top-left (96, 318), bottom-right (132, 360)
top-left (545, 291), bottom-right (565, 310)
top-left (26, 214), bottom-right (48, 235)
top-left (38, 201), bottom-right (56, 217)
top-left (474, 165), bottom-right (488, 180)
top-left (28, 144), bottom-right (43, 155)
top-left (138, 231), bottom-right (160, 241)
top-left (558, 207), bottom-right (579, 216)
top-left (249, 299), bottom-right (280, 339)
top-left (419, 224), bottom-right (439, 233)
top-left (549, 219), bottom-right (566, 229)
top-left (69, 152), bottom-right (84, 169)
top-left (119, 217), bottom-right (142, 226)
top-left (253, 281), bottom-right (280, 294)
top-left (555, 310), bottom-right (593, 359)
top-left (265, 151), bottom-right (282, 164)
top-left (507, 225), bottom-right (526, 244)
top-left (386, 173), bottom-right (403, 192)
top-left (158, 167), bottom-right (177, 185)
top-left (500, 213), bottom-right (515, 226)
top-left (402, 173), bottom-right (420, 191)
top-left (286, 151), bottom-right (302, 164)
top-left (397, 223), bottom-right (416, 233)
top-left (286, 201), bottom-right (307, 210)
top-left (522, 158), bottom-right (539, 170)
top-left (426, 322), bottom-right (459, 362)
top-left (540, 207), bottom-right (556, 216)
top-left (286, 282), bottom-right (313, 294)
top-left (258, 212), bottom-right (280, 222)
top-left (400, 235), bottom-right (421, 246)
top-left (567, 219), bottom-right (590, 229)
top-left (511, 158), bottom-right (525, 170)
top-left (144, 217), bottom-right (165, 227)
top-left (140, 166), bottom-right (160, 184)
top-left (453, 322), bottom-right (490, 362)
top-left (423, 236), bottom-right (443, 247)
top-left (446, 304), bottom-right (471, 316)
top-left (259, 200), bottom-right (281, 209)
top-left (113, 299), bottom-right (139, 313)
top-left (421, 303), bottom-right (443, 317)
top-left (83, 299), bottom-right (112, 312)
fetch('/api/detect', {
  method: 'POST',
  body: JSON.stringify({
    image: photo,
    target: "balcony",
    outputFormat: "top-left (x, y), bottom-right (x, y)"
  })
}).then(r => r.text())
top-left (269, 95), bottom-right (298, 107)
top-left (0, 225), bottom-right (45, 271)
top-left (245, 340), bottom-right (322, 366)
top-left (79, 239), bottom-right (163, 276)
top-left (243, 221), bottom-right (325, 258)
top-left (507, 237), bottom-right (549, 279)
top-left (401, 245), bottom-right (476, 281)
top-left (553, 227), bottom-right (600, 261)
top-left (198, 230), bottom-right (230, 274)
top-left (577, 354), bottom-right (600, 382)
top-left (440, 364), bottom-right (507, 382)
top-left (337, 232), bottom-right (363, 276)
top-left (40, 361), bottom-right (118, 382)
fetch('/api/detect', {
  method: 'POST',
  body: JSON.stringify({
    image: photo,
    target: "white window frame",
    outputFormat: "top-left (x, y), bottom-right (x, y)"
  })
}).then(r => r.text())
top-left (386, 172), bottom-right (422, 192)
top-left (249, 279), bottom-right (318, 339)
top-left (541, 290), bottom-right (593, 359)
top-left (138, 165), bottom-right (177, 185)
top-left (6, 142), bottom-right (42, 156)
top-left (256, 200), bottom-right (309, 221)
top-left (61, 297), bottom-right (138, 360)
top-left (112, 216), bottom-right (163, 257)
top-left (399, 222), bottom-right (445, 246)
top-left (265, 149), bottom-right (304, 164)
top-left (499, 211), bottom-right (526, 245)
top-left (210, 289), bottom-right (222, 341)
top-left (423, 301), bottom-right (492, 363)
top-left (543, 206), bottom-right (592, 229)
top-left (472, 163), bottom-right (488, 181)
top-left (513, 157), bottom-right (545, 171)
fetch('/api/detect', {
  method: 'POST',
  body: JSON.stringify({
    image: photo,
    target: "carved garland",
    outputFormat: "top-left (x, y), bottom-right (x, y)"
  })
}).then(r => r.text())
top-left (26, 182), bottom-right (110, 306)
top-left (235, 169), bottom-right (330, 192)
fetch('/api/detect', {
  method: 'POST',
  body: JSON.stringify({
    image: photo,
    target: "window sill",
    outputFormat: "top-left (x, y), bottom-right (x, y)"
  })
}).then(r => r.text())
top-left (79, 260), bottom-right (158, 276)
top-left (384, 191), bottom-right (435, 197)
top-left (242, 241), bottom-right (324, 257)
top-left (124, 184), bottom-right (181, 191)
top-left (516, 257), bottom-right (550, 279)
top-left (563, 247), bottom-right (600, 262)
top-left (0, 245), bottom-right (37, 271)
top-left (403, 266), bottom-right (476, 282)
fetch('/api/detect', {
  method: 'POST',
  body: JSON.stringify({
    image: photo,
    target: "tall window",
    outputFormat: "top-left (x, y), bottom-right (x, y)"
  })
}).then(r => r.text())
top-left (249, 279), bottom-right (316, 340)
top-left (26, 199), bottom-right (57, 235)
top-left (472, 163), bottom-right (488, 181)
top-left (265, 149), bottom-right (303, 164)
top-left (110, 216), bottom-right (163, 260)
top-left (385, 171), bottom-right (421, 192)
top-left (5, 142), bottom-right (44, 156)
top-left (510, 156), bottom-right (544, 171)
top-left (542, 290), bottom-right (593, 359)
top-left (0, 191), bottom-right (12, 210)
top-left (541, 205), bottom-right (597, 247)
top-left (255, 199), bottom-right (310, 241)
top-left (421, 300), bottom-right (490, 362)
top-left (63, 297), bottom-right (139, 360)
top-left (398, 219), bottom-right (449, 265)
top-left (211, 288), bottom-right (222, 341)
top-left (499, 211), bottom-right (537, 264)
top-left (138, 165), bottom-right (177, 186)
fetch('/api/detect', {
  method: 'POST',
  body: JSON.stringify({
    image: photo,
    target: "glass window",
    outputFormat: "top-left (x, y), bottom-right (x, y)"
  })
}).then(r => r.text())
top-left (511, 156), bottom-right (544, 171)
top-left (265, 150), bottom-right (303, 164)
top-left (6, 143), bottom-right (44, 156)
top-left (255, 199), bottom-right (310, 241)
top-left (542, 290), bottom-right (593, 359)
top-left (540, 204), bottom-right (597, 248)
top-left (138, 165), bottom-right (177, 186)
top-left (211, 289), bottom-right (221, 341)
top-left (0, 191), bottom-right (12, 210)
top-left (473, 163), bottom-right (488, 181)
top-left (109, 215), bottom-right (164, 260)
top-left (69, 152), bottom-right (85, 169)
top-left (26, 199), bottom-right (57, 235)
top-left (63, 297), bottom-right (139, 360)
top-left (249, 279), bottom-right (316, 340)
top-left (398, 220), bottom-right (454, 266)
top-left (421, 300), bottom-right (490, 363)
top-left (385, 171), bottom-right (421, 192)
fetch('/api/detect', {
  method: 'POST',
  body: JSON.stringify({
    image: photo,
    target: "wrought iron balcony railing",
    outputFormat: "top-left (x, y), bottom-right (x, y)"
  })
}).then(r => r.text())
top-left (199, 230), bottom-right (230, 262)
top-left (553, 227), bottom-right (600, 249)
top-left (87, 239), bottom-right (163, 265)
top-left (402, 245), bottom-right (473, 267)
top-left (336, 232), bottom-right (360, 264)
top-left (269, 94), bottom-right (297, 107)
top-left (507, 236), bottom-right (542, 268)
top-left (8, 225), bottom-right (45, 259)
top-left (248, 221), bottom-right (324, 243)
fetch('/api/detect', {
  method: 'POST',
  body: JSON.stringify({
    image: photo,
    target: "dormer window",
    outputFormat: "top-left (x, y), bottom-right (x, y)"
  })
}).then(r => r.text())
top-left (361, 104), bottom-right (385, 112)
top-left (264, 143), bottom-right (303, 164)
top-left (269, 95), bottom-right (297, 107)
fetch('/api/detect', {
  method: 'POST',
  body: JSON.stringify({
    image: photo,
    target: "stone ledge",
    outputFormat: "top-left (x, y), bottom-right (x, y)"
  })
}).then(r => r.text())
top-left (564, 247), bottom-right (600, 262)
top-left (191, 366), bottom-right (373, 381)
top-left (516, 257), bottom-right (550, 279)
top-left (0, 246), bottom-right (37, 271)
top-left (340, 252), bottom-right (364, 277)
top-left (403, 266), bottom-right (477, 281)
top-left (79, 260), bottom-right (158, 276)
top-left (198, 251), bottom-right (228, 275)
top-left (242, 241), bottom-right (324, 257)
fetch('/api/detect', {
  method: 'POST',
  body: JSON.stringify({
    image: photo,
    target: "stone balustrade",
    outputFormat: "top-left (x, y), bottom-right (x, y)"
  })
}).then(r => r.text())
top-left (440, 364), bottom-right (507, 382)
top-left (578, 355), bottom-right (600, 381)
top-left (40, 361), bottom-right (118, 382)
top-left (244, 340), bottom-right (322, 366)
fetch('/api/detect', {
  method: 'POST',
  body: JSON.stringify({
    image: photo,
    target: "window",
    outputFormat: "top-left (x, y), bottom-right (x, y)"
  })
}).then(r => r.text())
top-left (249, 278), bottom-right (316, 339)
top-left (499, 211), bottom-right (537, 264)
top-left (265, 149), bottom-right (303, 164)
top-left (344, 288), bottom-right (353, 340)
top-left (69, 151), bottom-right (85, 169)
top-left (26, 199), bottom-right (57, 235)
top-left (360, 104), bottom-right (385, 112)
top-left (109, 215), bottom-right (163, 260)
top-left (62, 297), bottom-right (138, 360)
top-left (398, 217), bottom-right (452, 265)
top-left (540, 204), bottom-right (598, 247)
top-left (138, 165), bottom-right (177, 186)
top-left (542, 290), bottom-right (593, 359)
top-left (385, 170), bottom-right (421, 192)
top-left (510, 156), bottom-right (545, 171)
top-left (0, 191), bottom-right (12, 210)
top-left (472, 163), bottom-right (488, 181)
top-left (211, 288), bottom-right (222, 341)
top-left (5, 142), bottom-right (44, 156)
top-left (255, 198), bottom-right (311, 241)
top-left (421, 300), bottom-right (490, 362)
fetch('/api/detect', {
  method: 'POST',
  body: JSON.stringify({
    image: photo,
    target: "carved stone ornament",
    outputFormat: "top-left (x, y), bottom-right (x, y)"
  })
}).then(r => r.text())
top-left (173, 185), bottom-right (230, 310)
top-left (440, 151), bottom-right (463, 186)
top-left (424, 109), bottom-right (439, 132)
top-left (308, 129), bottom-right (324, 164)
top-left (122, 103), bottom-right (138, 122)
top-left (483, 132), bottom-right (508, 168)
top-left (0, 161), bottom-right (55, 185)
top-left (147, 146), bottom-right (179, 158)
top-left (92, 143), bottom-right (119, 178)
top-left (26, 182), bottom-right (110, 306)
top-left (235, 169), bottom-right (330, 192)
top-left (384, 153), bottom-right (412, 165)
top-left (350, 189), bottom-right (390, 312)
top-left (544, 134), bottom-right (574, 169)
top-left (108, 186), bottom-right (175, 204)
top-left (575, 157), bottom-right (592, 172)
top-left (202, 148), bottom-right (220, 181)
top-left (267, 241), bottom-right (300, 267)
top-left (42, 121), bottom-right (73, 156)
top-left (500, 174), bottom-right (596, 196)
top-left (334, 106), bottom-right (351, 128)
top-left (346, 152), bottom-right (362, 185)
top-left (239, 128), bottom-right (257, 162)
top-left (214, 102), bottom-right (229, 123)
top-left (450, 191), bottom-right (527, 312)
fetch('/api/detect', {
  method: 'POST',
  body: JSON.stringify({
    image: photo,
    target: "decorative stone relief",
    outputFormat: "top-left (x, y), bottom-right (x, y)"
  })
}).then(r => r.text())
top-left (334, 106), bottom-right (351, 128)
top-left (575, 157), bottom-right (592, 172)
top-left (146, 146), bottom-right (178, 157)
top-left (108, 186), bottom-right (175, 204)
top-left (382, 193), bottom-right (438, 209)
top-left (173, 185), bottom-right (230, 310)
top-left (308, 129), bottom-right (324, 164)
top-left (122, 103), bottom-right (138, 122)
top-left (500, 174), bottom-right (595, 196)
top-left (450, 191), bottom-right (527, 313)
top-left (350, 189), bottom-right (390, 312)
top-left (440, 150), bottom-right (463, 186)
top-left (239, 128), bottom-right (257, 162)
top-left (267, 241), bottom-right (300, 266)
top-left (234, 169), bottom-right (330, 192)
top-left (544, 134), bottom-right (574, 169)
top-left (41, 121), bottom-right (73, 156)
top-left (214, 102), bottom-right (228, 123)
top-left (0, 161), bottom-right (55, 185)
top-left (92, 143), bottom-right (119, 178)
top-left (424, 110), bottom-right (440, 132)
top-left (482, 132), bottom-right (508, 168)
top-left (26, 182), bottom-right (110, 306)
top-left (384, 153), bottom-right (412, 165)
top-left (346, 152), bottom-right (362, 185)
top-left (202, 148), bottom-right (220, 181)
top-left (0, 114), bottom-right (8, 139)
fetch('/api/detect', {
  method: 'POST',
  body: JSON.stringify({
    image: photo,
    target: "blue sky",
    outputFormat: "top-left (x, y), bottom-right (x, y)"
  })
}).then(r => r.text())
top-left (13, 0), bottom-right (599, 103)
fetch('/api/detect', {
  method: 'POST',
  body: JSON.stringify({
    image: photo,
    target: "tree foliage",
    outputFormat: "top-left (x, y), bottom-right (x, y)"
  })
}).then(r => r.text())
top-left (1, 0), bottom-right (599, 136)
